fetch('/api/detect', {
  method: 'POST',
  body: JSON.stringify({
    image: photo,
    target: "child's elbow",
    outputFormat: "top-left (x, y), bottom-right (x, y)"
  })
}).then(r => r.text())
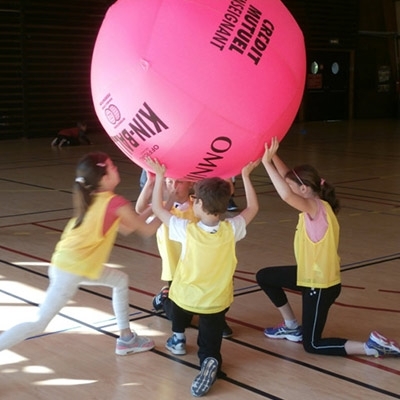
top-left (280, 191), bottom-right (292, 203)
top-left (242, 206), bottom-right (258, 225)
top-left (251, 206), bottom-right (259, 220)
top-left (118, 225), bottom-right (134, 236)
top-left (138, 227), bottom-right (154, 238)
top-left (250, 202), bottom-right (259, 215)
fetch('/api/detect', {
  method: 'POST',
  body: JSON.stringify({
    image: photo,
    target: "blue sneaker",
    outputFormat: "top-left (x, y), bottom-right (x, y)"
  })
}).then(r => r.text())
top-left (191, 357), bottom-right (218, 397)
top-left (152, 286), bottom-right (169, 312)
top-left (366, 331), bottom-right (400, 357)
top-left (166, 334), bottom-right (186, 355)
top-left (264, 323), bottom-right (303, 342)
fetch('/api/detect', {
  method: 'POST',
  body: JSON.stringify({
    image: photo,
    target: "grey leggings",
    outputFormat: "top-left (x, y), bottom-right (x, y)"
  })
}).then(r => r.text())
top-left (0, 265), bottom-right (130, 351)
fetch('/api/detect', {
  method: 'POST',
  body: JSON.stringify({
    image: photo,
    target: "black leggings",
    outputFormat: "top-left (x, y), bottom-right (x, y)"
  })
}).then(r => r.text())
top-left (256, 265), bottom-right (348, 356)
top-left (163, 298), bottom-right (227, 369)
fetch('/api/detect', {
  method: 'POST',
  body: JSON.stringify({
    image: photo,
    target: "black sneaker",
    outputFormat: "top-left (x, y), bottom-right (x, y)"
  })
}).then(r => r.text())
top-left (222, 322), bottom-right (233, 338)
top-left (191, 357), bottom-right (218, 397)
top-left (152, 286), bottom-right (169, 312)
top-left (227, 197), bottom-right (238, 211)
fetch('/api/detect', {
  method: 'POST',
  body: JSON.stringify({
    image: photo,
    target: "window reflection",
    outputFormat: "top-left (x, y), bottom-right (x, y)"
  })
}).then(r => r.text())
top-left (311, 61), bottom-right (319, 74)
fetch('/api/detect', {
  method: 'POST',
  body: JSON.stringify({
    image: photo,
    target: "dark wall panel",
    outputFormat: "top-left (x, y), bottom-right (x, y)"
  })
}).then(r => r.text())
top-left (0, 2), bottom-right (24, 138)
top-left (0, 0), bottom-right (398, 139)
top-left (0, 0), bottom-right (113, 139)
top-left (284, 0), bottom-right (358, 49)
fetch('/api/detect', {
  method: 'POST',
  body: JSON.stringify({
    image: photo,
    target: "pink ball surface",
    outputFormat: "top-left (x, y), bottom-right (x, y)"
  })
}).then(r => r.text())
top-left (91, 0), bottom-right (305, 179)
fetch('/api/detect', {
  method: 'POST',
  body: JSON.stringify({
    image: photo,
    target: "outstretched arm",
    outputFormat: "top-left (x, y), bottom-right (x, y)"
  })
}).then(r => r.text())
top-left (262, 137), bottom-right (316, 215)
top-left (239, 160), bottom-right (260, 225)
top-left (271, 154), bottom-right (290, 178)
top-left (135, 170), bottom-right (155, 213)
top-left (262, 137), bottom-right (293, 201)
top-left (116, 203), bottom-right (161, 237)
top-left (145, 157), bottom-right (173, 226)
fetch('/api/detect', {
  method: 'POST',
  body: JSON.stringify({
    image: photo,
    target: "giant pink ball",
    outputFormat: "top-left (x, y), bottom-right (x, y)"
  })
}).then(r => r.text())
top-left (91, 0), bottom-right (305, 179)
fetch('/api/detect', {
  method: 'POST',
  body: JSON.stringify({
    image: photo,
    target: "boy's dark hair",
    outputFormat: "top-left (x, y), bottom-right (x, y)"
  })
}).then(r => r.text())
top-left (194, 177), bottom-right (231, 215)
top-left (72, 152), bottom-right (108, 228)
top-left (285, 164), bottom-right (341, 214)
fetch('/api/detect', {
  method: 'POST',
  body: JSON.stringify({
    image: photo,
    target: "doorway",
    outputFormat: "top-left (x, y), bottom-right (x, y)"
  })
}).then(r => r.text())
top-left (303, 50), bottom-right (352, 121)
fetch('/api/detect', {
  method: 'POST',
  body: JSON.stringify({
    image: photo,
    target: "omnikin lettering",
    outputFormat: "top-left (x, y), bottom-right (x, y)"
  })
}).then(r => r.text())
top-left (184, 136), bottom-right (232, 180)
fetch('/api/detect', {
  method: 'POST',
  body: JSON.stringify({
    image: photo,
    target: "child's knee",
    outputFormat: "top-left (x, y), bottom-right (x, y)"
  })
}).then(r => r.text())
top-left (302, 340), bottom-right (317, 354)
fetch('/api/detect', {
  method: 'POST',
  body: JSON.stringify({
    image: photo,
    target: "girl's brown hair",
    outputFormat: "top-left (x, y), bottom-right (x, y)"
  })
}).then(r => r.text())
top-left (72, 152), bottom-right (108, 228)
top-left (285, 164), bottom-right (340, 214)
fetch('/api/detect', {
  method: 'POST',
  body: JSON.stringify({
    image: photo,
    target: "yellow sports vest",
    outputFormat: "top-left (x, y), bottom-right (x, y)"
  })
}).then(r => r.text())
top-left (157, 203), bottom-right (197, 281)
top-left (295, 200), bottom-right (341, 288)
top-left (51, 191), bottom-right (119, 279)
top-left (169, 221), bottom-right (237, 314)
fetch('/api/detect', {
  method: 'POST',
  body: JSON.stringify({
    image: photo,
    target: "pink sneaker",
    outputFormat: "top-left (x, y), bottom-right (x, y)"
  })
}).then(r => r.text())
top-left (115, 334), bottom-right (155, 356)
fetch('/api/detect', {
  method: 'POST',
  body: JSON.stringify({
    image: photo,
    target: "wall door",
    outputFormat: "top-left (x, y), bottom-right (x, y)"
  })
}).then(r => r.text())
top-left (304, 50), bottom-right (351, 121)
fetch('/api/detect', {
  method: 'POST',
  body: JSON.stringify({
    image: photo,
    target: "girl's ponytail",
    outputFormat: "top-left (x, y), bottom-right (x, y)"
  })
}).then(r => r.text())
top-left (286, 165), bottom-right (340, 214)
top-left (72, 152), bottom-right (108, 228)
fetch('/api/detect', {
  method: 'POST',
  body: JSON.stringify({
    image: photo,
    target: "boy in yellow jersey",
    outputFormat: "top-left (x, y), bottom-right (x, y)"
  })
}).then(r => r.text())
top-left (146, 157), bottom-right (259, 398)
top-left (136, 172), bottom-right (234, 337)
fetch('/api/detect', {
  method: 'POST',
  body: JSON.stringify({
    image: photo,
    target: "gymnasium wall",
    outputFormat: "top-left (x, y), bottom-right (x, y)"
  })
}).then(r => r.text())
top-left (0, 0), bottom-right (398, 139)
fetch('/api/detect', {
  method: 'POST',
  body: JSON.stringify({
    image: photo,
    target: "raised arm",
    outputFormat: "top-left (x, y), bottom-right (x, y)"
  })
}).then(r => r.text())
top-left (116, 203), bottom-right (161, 237)
top-left (238, 160), bottom-right (260, 225)
top-left (271, 153), bottom-right (290, 178)
top-left (135, 170), bottom-right (155, 213)
top-left (145, 157), bottom-right (173, 226)
top-left (262, 137), bottom-right (317, 215)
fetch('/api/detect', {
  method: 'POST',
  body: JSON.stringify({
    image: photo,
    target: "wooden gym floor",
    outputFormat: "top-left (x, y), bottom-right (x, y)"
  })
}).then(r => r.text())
top-left (0, 119), bottom-right (399, 399)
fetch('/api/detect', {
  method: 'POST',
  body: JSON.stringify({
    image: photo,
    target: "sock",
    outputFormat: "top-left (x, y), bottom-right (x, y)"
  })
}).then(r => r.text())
top-left (120, 332), bottom-right (135, 342)
top-left (364, 342), bottom-right (378, 357)
top-left (284, 319), bottom-right (299, 329)
top-left (174, 332), bottom-right (185, 340)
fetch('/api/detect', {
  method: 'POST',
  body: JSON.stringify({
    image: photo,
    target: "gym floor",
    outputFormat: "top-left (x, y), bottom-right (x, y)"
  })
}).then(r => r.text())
top-left (0, 118), bottom-right (399, 399)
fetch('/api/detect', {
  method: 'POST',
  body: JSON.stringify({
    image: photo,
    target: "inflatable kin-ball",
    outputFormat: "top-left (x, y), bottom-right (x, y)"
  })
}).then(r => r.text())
top-left (91, 0), bottom-right (306, 180)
